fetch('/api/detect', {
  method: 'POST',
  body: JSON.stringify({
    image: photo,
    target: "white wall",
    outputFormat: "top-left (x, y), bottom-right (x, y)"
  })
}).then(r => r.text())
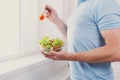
top-left (20, 0), bottom-right (38, 53)
top-left (0, 0), bottom-right (19, 57)
top-left (112, 63), bottom-right (120, 80)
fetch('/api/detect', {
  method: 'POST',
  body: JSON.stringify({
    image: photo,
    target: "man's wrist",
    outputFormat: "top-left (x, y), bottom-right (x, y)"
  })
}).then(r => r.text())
top-left (53, 18), bottom-right (62, 26)
top-left (62, 52), bottom-right (74, 61)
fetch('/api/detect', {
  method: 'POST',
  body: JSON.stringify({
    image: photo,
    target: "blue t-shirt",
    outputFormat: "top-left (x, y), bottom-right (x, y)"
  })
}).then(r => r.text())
top-left (67, 0), bottom-right (120, 80)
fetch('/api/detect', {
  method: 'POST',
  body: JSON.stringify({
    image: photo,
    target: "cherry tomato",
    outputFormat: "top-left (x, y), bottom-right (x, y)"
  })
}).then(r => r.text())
top-left (39, 14), bottom-right (45, 21)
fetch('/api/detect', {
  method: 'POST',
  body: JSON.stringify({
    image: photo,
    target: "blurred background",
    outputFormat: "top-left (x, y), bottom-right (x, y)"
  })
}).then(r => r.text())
top-left (0, 0), bottom-right (120, 80)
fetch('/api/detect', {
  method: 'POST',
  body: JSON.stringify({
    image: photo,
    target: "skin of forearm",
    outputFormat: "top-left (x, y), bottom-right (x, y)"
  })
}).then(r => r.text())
top-left (64, 45), bottom-right (120, 63)
top-left (54, 18), bottom-right (67, 39)
top-left (90, 54), bottom-right (119, 63)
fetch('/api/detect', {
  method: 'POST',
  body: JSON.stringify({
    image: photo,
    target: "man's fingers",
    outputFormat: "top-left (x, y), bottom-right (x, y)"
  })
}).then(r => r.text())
top-left (40, 50), bottom-right (48, 56)
top-left (40, 50), bottom-right (60, 60)
top-left (51, 56), bottom-right (58, 60)
top-left (45, 12), bottom-right (51, 17)
top-left (40, 50), bottom-right (55, 57)
top-left (47, 50), bottom-right (57, 56)
top-left (40, 50), bottom-right (45, 54)
top-left (45, 5), bottom-right (55, 12)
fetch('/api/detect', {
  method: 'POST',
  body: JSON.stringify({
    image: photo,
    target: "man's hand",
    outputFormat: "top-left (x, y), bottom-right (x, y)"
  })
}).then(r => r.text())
top-left (40, 50), bottom-right (69, 60)
top-left (45, 5), bottom-right (60, 24)
top-left (44, 5), bottom-right (67, 39)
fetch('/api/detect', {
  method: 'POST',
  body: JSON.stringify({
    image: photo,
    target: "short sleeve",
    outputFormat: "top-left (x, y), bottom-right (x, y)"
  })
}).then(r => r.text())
top-left (92, 0), bottom-right (120, 31)
top-left (97, 13), bottom-right (120, 31)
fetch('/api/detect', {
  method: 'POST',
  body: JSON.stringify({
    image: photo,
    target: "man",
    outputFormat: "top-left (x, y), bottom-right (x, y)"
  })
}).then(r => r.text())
top-left (41, 0), bottom-right (120, 80)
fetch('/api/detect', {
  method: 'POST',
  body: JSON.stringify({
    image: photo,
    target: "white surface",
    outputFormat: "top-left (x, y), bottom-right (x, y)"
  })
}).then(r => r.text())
top-left (112, 62), bottom-right (120, 80)
top-left (0, 53), bottom-right (68, 80)
top-left (0, 53), bottom-right (45, 76)
top-left (20, 0), bottom-right (38, 53)
top-left (49, 66), bottom-right (70, 80)
top-left (115, 0), bottom-right (120, 6)
top-left (0, 0), bottom-right (19, 57)
top-left (0, 0), bottom-right (39, 59)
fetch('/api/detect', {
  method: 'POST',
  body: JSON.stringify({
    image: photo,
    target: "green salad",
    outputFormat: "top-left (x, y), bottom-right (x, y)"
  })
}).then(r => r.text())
top-left (39, 36), bottom-right (64, 53)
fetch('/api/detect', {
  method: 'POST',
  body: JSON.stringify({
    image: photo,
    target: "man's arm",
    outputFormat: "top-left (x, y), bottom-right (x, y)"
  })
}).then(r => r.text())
top-left (65, 29), bottom-right (120, 63)
top-left (54, 18), bottom-right (67, 39)
top-left (41, 28), bottom-right (120, 63)
top-left (45, 5), bottom-right (67, 39)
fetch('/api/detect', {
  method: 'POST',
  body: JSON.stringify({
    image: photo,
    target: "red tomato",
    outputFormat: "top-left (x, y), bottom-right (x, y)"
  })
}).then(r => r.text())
top-left (39, 14), bottom-right (45, 21)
